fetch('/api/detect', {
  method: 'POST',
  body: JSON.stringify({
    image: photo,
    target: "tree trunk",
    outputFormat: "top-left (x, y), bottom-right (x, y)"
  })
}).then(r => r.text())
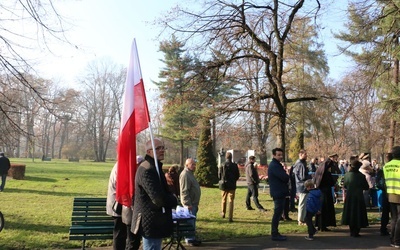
top-left (277, 114), bottom-right (286, 160)
top-left (389, 38), bottom-right (399, 150)
top-left (180, 139), bottom-right (184, 168)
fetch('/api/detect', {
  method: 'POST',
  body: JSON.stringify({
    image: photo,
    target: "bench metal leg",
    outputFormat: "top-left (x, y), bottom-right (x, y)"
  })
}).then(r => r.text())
top-left (162, 238), bottom-right (173, 250)
top-left (163, 236), bottom-right (186, 250)
top-left (81, 239), bottom-right (86, 250)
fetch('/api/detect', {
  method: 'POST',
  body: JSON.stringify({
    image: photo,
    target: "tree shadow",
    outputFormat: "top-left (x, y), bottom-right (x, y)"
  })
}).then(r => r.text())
top-left (3, 188), bottom-right (87, 197)
top-left (4, 220), bottom-right (70, 234)
top-left (22, 176), bottom-right (57, 182)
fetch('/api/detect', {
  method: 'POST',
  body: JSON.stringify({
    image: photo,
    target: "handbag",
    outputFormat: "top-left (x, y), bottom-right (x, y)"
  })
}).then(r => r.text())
top-left (219, 179), bottom-right (226, 190)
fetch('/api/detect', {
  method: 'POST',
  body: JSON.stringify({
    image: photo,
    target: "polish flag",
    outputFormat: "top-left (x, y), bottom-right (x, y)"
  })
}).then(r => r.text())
top-left (116, 38), bottom-right (150, 207)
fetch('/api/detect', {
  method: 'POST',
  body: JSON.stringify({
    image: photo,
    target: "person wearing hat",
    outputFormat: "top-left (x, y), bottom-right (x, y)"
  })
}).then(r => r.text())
top-left (314, 159), bottom-right (337, 231)
top-left (341, 160), bottom-right (369, 237)
top-left (328, 154), bottom-right (339, 173)
top-left (0, 152), bottom-right (11, 192)
top-left (328, 153), bottom-right (341, 202)
top-left (245, 155), bottom-right (266, 212)
top-left (360, 159), bottom-right (374, 208)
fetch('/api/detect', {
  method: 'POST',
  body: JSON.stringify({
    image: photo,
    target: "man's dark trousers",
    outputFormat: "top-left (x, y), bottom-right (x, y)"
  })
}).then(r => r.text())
top-left (271, 197), bottom-right (285, 237)
top-left (246, 184), bottom-right (263, 209)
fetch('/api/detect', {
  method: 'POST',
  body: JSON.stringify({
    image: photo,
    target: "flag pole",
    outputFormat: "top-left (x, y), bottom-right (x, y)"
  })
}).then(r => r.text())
top-left (148, 121), bottom-right (161, 179)
top-left (148, 121), bottom-right (165, 213)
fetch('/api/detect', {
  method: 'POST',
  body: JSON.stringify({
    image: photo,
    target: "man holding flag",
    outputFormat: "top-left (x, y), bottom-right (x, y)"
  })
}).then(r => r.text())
top-left (115, 38), bottom-right (177, 250)
top-left (131, 138), bottom-right (178, 250)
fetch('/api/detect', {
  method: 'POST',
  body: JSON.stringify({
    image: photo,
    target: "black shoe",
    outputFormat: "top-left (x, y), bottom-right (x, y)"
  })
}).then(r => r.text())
top-left (284, 217), bottom-right (293, 221)
top-left (381, 231), bottom-right (390, 236)
top-left (280, 217), bottom-right (284, 221)
top-left (187, 239), bottom-right (202, 246)
top-left (246, 207), bottom-right (255, 210)
top-left (321, 227), bottom-right (331, 232)
top-left (271, 235), bottom-right (287, 241)
top-left (259, 208), bottom-right (267, 212)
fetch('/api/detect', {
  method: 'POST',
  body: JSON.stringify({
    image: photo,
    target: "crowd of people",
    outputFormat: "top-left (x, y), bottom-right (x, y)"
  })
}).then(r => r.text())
top-left (105, 139), bottom-right (400, 250)
top-left (269, 147), bottom-right (399, 247)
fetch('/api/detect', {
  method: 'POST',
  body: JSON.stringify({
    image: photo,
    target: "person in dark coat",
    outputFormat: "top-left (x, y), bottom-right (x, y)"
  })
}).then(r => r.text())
top-left (376, 153), bottom-right (392, 236)
top-left (219, 151), bottom-right (240, 222)
top-left (309, 158), bottom-right (318, 173)
top-left (314, 158), bottom-right (337, 231)
top-left (341, 160), bottom-right (369, 237)
top-left (0, 152), bottom-right (11, 191)
top-left (289, 165), bottom-right (297, 212)
top-left (268, 148), bottom-right (289, 241)
top-left (165, 165), bottom-right (180, 197)
top-left (245, 156), bottom-right (265, 212)
top-left (293, 149), bottom-right (310, 225)
top-left (131, 138), bottom-right (178, 250)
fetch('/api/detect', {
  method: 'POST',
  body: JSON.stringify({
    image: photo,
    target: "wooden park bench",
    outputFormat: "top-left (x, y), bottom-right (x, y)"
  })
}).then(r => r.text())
top-left (68, 197), bottom-right (113, 250)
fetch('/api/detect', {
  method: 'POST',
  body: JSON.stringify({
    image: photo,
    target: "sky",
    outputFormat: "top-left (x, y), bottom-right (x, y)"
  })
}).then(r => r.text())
top-left (34, 0), bottom-right (350, 94)
top-left (36, 0), bottom-right (176, 94)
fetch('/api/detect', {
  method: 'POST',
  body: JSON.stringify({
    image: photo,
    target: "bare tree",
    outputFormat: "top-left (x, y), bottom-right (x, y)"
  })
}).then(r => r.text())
top-left (161, 1), bottom-right (321, 157)
top-left (0, 0), bottom-right (71, 134)
top-left (77, 59), bottom-right (125, 162)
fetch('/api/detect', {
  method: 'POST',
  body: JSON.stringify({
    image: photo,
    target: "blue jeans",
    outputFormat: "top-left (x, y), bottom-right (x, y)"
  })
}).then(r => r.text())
top-left (185, 205), bottom-right (198, 242)
top-left (0, 174), bottom-right (7, 190)
top-left (142, 237), bottom-right (162, 250)
top-left (271, 197), bottom-right (285, 237)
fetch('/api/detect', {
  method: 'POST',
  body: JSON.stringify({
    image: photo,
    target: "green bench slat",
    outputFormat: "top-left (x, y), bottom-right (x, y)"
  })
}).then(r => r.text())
top-left (70, 226), bottom-right (113, 234)
top-left (72, 223), bottom-right (113, 228)
top-left (69, 235), bottom-right (113, 241)
top-left (72, 207), bottom-right (106, 212)
top-left (72, 211), bottom-right (111, 217)
top-left (74, 202), bottom-right (106, 207)
top-left (69, 197), bottom-right (113, 249)
top-left (73, 197), bottom-right (107, 202)
top-left (72, 215), bottom-right (112, 221)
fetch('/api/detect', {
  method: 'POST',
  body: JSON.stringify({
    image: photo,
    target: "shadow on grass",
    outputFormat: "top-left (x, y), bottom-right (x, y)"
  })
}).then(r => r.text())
top-left (23, 176), bottom-right (57, 182)
top-left (3, 188), bottom-right (87, 197)
top-left (5, 220), bottom-right (69, 234)
top-left (200, 217), bottom-right (268, 225)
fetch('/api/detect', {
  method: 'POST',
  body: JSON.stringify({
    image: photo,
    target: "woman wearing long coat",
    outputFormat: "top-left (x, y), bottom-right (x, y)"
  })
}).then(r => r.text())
top-left (341, 160), bottom-right (369, 237)
top-left (314, 159), bottom-right (337, 231)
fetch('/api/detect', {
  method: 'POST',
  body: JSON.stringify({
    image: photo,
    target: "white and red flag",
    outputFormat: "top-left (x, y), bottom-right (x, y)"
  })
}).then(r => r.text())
top-left (116, 38), bottom-right (150, 207)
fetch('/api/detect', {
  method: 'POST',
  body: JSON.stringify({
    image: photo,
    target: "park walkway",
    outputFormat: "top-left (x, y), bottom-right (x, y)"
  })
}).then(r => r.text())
top-left (83, 181), bottom-right (394, 250)
top-left (85, 222), bottom-right (393, 250)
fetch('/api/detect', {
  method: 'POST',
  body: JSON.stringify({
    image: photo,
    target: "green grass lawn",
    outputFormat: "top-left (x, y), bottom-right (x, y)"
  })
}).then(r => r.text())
top-left (0, 158), bottom-right (382, 249)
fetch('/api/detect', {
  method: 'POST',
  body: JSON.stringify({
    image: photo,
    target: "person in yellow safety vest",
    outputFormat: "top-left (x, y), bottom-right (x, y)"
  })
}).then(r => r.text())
top-left (383, 146), bottom-right (400, 248)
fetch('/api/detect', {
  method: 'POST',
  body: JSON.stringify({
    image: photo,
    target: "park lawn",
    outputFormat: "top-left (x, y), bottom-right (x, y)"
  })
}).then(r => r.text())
top-left (0, 159), bottom-right (382, 249)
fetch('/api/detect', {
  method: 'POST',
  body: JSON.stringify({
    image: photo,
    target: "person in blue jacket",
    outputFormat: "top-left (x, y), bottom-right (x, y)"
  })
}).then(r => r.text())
top-left (268, 148), bottom-right (289, 241)
top-left (304, 179), bottom-right (322, 241)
